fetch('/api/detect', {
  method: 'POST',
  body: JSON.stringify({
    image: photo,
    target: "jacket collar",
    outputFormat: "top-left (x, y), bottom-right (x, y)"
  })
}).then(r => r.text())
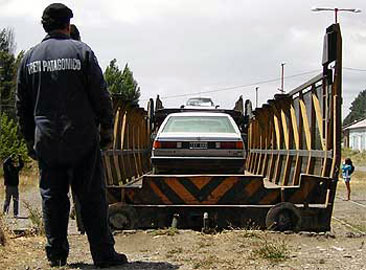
top-left (42, 31), bottom-right (70, 42)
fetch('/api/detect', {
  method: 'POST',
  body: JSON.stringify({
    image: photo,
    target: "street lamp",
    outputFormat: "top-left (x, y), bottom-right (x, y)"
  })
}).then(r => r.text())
top-left (311, 7), bottom-right (361, 23)
top-left (278, 62), bottom-right (285, 93)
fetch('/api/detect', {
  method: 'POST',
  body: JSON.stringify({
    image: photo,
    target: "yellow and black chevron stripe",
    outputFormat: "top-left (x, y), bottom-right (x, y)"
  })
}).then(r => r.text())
top-left (123, 175), bottom-right (333, 205)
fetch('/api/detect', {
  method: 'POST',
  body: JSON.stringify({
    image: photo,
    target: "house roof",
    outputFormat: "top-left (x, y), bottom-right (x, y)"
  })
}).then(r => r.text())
top-left (344, 118), bottom-right (366, 130)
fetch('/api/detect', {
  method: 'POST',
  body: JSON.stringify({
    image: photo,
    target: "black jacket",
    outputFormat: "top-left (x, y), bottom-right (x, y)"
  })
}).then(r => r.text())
top-left (3, 157), bottom-right (24, 186)
top-left (16, 32), bottom-right (113, 166)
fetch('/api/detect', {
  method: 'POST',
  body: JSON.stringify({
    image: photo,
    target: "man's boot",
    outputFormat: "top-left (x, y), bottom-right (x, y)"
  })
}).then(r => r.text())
top-left (94, 251), bottom-right (128, 268)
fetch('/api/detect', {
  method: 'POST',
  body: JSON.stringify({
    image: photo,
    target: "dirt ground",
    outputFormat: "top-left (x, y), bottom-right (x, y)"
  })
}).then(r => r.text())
top-left (0, 170), bottom-right (365, 270)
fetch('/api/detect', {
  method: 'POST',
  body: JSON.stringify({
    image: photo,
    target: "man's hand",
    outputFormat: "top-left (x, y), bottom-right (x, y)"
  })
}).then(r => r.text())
top-left (26, 141), bottom-right (37, 160)
top-left (100, 128), bottom-right (114, 150)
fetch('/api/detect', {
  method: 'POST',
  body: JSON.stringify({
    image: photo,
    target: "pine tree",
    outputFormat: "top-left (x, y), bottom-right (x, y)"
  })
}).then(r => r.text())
top-left (343, 89), bottom-right (366, 126)
top-left (104, 59), bottom-right (140, 105)
top-left (0, 28), bottom-right (21, 119)
top-left (0, 112), bottom-right (28, 161)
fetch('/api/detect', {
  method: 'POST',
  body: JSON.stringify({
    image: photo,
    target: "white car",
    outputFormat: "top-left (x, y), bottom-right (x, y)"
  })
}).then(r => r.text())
top-left (184, 97), bottom-right (217, 109)
top-left (151, 112), bottom-right (245, 174)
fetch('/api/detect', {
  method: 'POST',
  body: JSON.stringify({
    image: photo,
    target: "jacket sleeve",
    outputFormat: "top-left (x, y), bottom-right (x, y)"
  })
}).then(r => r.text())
top-left (85, 50), bottom-right (113, 130)
top-left (16, 56), bottom-right (35, 143)
top-left (17, 157), bottom-right (24, 171)
top-left (3, 156), bottom-right (11, 166)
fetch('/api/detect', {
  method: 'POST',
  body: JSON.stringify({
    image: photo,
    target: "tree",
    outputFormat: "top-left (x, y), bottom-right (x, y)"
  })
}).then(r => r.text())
top-left (104, 59), bottom-right (140, 105)
top-left (0, 28), bottom-right (15, 54)
top-left (343, 89), bottom-right (366, 126)
top-left (0, 28), bottom-right (21, 119)
top-left (0, 112), bottom-right (28, 162)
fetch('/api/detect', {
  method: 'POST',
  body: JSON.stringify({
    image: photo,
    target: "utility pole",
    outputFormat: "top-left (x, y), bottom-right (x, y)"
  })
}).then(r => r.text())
top-left (311, 7), bottom-right (361, 23)
top-left (279, 63), bottom-right (285, 93)
top-left (255, 87), bottom-right (259, 108)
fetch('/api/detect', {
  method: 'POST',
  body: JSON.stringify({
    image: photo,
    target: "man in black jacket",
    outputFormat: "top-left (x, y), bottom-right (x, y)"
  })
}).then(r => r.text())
top-left (3, 155), bottom-right (24, 217)
top-left (16, 3), bottom-right (127, 268)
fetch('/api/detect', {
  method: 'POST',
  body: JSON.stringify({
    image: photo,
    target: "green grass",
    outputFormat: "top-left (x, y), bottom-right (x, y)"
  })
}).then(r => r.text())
top-left (251, 239), bottom-right (289, 262)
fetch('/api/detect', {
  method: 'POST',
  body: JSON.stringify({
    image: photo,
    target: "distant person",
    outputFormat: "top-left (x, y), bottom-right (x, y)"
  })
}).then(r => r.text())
top-left (69, 23), bottom-right (85, 235)
top-left (16, 3), bottom-right (127, 267)
top-left (3, 155), bottom-right (24, 217)
top-left (70, 24), bottom-right (81, 41)
top-left (341, 157), bottom-right (354, 201)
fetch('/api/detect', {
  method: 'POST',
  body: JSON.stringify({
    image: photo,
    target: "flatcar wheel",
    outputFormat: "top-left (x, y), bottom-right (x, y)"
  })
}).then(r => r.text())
top-left (275, 210), bottom-right (293, 231)
top-left (108, 204), bottom-right (137, 230)
top-left (265, 202), bottom-right (301, 232)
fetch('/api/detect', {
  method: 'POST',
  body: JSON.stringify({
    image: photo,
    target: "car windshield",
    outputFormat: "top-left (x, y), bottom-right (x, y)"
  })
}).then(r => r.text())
top-left (161, 116), bottom-right (236, 133)
top-left (186, 98), bottom-right (214, 107)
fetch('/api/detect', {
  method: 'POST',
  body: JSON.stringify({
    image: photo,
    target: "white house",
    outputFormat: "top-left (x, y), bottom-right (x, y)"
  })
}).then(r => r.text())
top-left (343, 118), bottom-right (366, 151)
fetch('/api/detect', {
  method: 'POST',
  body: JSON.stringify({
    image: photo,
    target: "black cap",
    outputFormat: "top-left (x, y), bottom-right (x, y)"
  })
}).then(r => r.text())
top-left (42, 3), bottom-right (73, 23)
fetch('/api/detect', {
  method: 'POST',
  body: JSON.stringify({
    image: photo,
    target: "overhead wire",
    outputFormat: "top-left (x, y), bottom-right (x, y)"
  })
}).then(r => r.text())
top-left (150, 69), bottom-right (322, 101)
top-left (343, 67), bottom-right (366, 72)
top-left (140, 66), bottom-right (366, 102)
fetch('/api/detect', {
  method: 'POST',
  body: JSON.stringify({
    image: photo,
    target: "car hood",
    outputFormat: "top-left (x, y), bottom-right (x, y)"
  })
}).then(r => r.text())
top-left (156, 132), bottom-right (241, 141)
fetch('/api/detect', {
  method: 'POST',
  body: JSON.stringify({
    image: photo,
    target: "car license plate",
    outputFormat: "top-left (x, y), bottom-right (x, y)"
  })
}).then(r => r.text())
top-left (189, 142), bottom-right (208, 150)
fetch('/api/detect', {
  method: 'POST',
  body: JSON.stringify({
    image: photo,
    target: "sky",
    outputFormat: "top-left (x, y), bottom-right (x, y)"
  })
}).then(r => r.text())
top-left (1, 0), bottom-right (365, 118)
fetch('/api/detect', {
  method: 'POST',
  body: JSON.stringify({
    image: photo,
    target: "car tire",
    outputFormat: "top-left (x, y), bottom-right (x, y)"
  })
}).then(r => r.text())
top-left (108, 203), bottom-right (137, 230)
top-left (265, 202), bottom-right (301, 232)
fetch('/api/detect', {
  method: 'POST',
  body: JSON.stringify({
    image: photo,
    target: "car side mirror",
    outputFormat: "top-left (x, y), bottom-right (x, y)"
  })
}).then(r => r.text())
top-left (180, 105), bottom-right (185, 109)
top-left (215, 105), bottom-right (220, 109)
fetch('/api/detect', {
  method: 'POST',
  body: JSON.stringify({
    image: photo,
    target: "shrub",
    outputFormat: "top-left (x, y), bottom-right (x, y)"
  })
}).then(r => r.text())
top-left (251, 239), bottom-right (289, 262)
top-left (0, 112), bottom-right (28, 162)
top-left (22, 201), bottom-right (45, 235)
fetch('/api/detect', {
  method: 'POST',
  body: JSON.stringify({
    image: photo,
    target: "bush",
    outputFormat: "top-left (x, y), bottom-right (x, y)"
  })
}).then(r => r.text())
top-left (0, 112), bottom-right (28, 162)
top-left (251, 238), bottom-right (289, 262)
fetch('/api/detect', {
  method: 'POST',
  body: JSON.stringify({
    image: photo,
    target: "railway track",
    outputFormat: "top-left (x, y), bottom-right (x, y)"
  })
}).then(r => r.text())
top-left (332, 196), bottom-right (366, 234)
top-left (335, 196), bottom-right (366, 208)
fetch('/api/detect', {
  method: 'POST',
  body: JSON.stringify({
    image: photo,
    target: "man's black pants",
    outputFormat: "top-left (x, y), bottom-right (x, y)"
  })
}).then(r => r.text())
top-left (39, 145), bottom-right (115, 262)
top-left (3, 185), bottom-right (19, 216)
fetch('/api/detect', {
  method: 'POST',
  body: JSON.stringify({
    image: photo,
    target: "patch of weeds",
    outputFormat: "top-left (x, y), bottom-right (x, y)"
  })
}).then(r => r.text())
top-left (166, 247), bottom-right (183, 258)
top-left (23, 201), bottom-right (45, 235)
top-left (241, 229), bottom-right (262, 239)
top-left (236, 228), bottom-right (264, 250)
top-left (251, 239), bottom-right (289, 262)
top-left (197, 238), bottom-right (212, 249)
top-left (151, 227), bottom-right (179, 236)
top-left (167, 247), bottom-right (183, 255)
top-left (193, 255), bottom-right (220, 269)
